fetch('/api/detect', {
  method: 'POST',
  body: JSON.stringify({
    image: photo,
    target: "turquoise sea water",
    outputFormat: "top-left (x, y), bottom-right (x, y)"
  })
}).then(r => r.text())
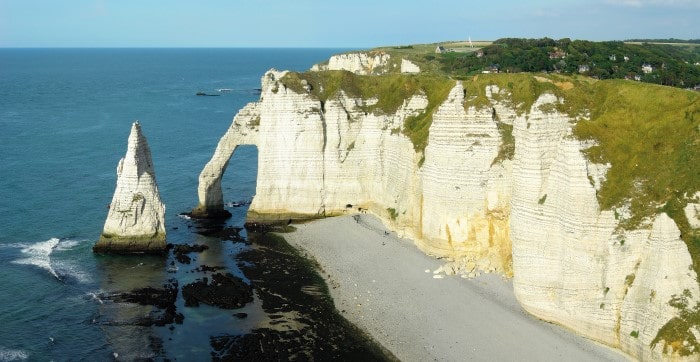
top-left (0, 48), bottom-right (346, 360)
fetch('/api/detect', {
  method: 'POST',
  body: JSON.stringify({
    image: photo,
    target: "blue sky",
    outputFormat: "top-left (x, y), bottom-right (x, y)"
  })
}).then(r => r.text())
top-left (0, 0), bottom-right (698, 47)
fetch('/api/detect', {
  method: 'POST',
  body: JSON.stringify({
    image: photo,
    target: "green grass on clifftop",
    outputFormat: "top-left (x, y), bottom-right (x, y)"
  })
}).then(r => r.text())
top-left (280, 71), bottom-right (454, 155)
top-left (574, 80), bottom-right (699, 227)
top-left (458, 73), bottom-right (699, 255)
top-left (281, 69), bottom-right (699, 245)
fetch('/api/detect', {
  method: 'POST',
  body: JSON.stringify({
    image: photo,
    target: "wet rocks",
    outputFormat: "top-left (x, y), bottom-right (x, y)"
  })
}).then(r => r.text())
top-left (197, 226), bottom-right (246, 242)
top-left (103, 279), bottom-right (184, 326)
top-left (170, 243), bottom-right (209, 264)
top-left (182, 273), bottom-right (253, 309)
top-left (215, 232), bottom-right (393, 360)
top-left (193, 264), bottom-right (225, 274)
top-left (210, 329), bottom-right (302, 361)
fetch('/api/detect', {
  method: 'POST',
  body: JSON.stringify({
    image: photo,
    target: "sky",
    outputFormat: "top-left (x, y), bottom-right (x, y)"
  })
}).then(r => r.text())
top-left (0, 0), bottom-right (698, 48)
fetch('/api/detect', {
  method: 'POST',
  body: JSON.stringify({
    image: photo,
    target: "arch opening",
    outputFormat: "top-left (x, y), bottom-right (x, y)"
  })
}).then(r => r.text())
top-left (220, 145), bottom-right (258, 223)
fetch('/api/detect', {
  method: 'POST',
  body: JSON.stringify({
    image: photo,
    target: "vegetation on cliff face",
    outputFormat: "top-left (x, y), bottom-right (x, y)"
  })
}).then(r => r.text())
top-left (455, 73), bottom-right (699, 259)
top-left (280, 68), bottom-right (699, 249)
top-left (572, 80), bottom-right (699, 228)
top-left (652, 289), bottom-right (700, 356)
top-left (462, 72), bottom-right (700, 351)
top-left (280, 71), bottom-right (454, 155)
top-left (461, 73), bottom-right (572, 114)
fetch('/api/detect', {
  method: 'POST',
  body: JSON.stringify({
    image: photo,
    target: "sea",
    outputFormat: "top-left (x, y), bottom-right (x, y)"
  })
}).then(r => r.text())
top-left (0, 48), bottom-right (355, 360)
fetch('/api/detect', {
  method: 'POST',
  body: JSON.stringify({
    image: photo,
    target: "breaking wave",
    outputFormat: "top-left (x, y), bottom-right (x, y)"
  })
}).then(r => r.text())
top-left (12, 238), bottom-right (60, 279)
top-left (54, 239), bottom-right (81, 251)
top-left (11, 238), bottom-right (90, 283)
top-left (86, 291), bottom-right (105, 305)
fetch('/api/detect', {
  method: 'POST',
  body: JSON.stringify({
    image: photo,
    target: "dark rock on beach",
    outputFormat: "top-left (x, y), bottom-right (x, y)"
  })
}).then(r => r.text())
top-left (197, 225), bottom-right (246, 243)
top-left (193, 264), bottom-right (225, 274)
top-left (176, 253), bottom-right (192, 264)
top-left (172, 243), bottom-right (209, 264)
top-left (209, 232), bottom-right (394, 361)
top-left (182, 273), bottom-right (253, 309)
top-left (103, 279), bottom-right (184, 327)
top-left (183, 214), bottom-right (246, 242)
top-left (183, 209), bottom-right (232, 221)
top-left (211, 329), bottom-right (301, 361)
top-left (243, 222), bottom-right (295, 234)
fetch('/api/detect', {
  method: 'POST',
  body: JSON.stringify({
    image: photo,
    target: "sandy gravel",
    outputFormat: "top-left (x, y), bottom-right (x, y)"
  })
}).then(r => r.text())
top-left (283, 214), bottom-right (629, 361)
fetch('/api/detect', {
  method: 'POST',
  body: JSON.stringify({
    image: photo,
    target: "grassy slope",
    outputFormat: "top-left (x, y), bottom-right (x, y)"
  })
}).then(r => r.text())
top-left (280, 71), bottom-right (454, 155)
top-left (466, 73), bottom-right (700, 279)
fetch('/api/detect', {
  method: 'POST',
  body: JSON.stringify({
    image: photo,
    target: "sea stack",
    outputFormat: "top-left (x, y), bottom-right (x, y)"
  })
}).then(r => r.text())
top-left (94, 121), bottom-right (166, 254)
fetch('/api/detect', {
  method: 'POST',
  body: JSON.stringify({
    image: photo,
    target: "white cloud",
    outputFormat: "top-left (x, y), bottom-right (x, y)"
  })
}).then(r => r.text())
top-left (607, 0), bottom-right (699, 8)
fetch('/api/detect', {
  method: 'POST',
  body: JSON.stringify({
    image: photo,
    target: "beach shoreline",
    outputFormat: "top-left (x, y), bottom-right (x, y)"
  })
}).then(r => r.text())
top-left (283, 214), bottom-right (629, 361)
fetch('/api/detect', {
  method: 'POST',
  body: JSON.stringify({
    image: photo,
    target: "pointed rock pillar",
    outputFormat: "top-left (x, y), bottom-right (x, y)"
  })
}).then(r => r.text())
top-left (94, 121), bottom-right (166, 254)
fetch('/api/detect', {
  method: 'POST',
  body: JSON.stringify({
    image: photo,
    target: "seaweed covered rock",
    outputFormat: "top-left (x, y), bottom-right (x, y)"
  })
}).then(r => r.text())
top-left (182, 273), bottom-right (253, 309)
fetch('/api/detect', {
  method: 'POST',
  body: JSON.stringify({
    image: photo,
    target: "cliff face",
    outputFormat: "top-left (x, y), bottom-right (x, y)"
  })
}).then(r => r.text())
top-left (195, 67), bottom-right (700, 359)
top-left (95, 122), bottom-right (166, 253)
top-left (311, 52), bottom-right (391, 74)
top-left (311, 52), bottom-right (421, 74)
top-left (509, 94), bottom-right (700, 360)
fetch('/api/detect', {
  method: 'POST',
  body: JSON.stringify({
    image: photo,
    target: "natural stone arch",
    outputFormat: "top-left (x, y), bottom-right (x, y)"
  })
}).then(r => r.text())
top-left (192, 103), bottom-right (260, 218)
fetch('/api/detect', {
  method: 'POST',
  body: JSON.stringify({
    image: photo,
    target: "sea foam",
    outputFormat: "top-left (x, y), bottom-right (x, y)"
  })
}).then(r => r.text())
top-left (11, 238), bottom-right (90, 283)
top-left (0, 347), bottom-right (28, 361)
top-left (54, 239), bottom-right (81, 251)
top-left (12, 238), bottom-right (60, 280)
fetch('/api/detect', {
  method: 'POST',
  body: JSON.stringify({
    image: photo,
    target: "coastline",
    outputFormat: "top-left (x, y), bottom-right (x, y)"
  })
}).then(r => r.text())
top-left (283, 214), bottom-right (629, 361)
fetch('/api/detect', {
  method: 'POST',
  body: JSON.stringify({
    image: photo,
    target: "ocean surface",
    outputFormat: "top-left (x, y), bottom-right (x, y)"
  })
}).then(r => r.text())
top-left (0, 48), bottom-right (351, 360)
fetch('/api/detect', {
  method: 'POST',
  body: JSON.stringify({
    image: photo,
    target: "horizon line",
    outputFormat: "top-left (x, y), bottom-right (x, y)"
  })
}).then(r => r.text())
top-left (2, 37), bottom-right (698, 50)
top-left (0, 46), bottom-right (368, 49)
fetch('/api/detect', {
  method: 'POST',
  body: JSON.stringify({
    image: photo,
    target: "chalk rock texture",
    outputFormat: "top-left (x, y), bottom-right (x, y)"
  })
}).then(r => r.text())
top-left (195, 66), bottom-right (699, 360)
top-left (94, 122), bottom-right (166, 253)
top-left (508, 96), bottom-right (700, 360)
top-left (685, 192), bottom-right (700, 229)
top-left (312, 52), bottom-right (391, 75)
top-left (400, 58), bottom-right (420, 73)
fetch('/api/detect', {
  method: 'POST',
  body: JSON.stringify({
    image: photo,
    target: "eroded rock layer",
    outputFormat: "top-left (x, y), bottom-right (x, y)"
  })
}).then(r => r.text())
top-left (95, 122), bottom-right (166, 253)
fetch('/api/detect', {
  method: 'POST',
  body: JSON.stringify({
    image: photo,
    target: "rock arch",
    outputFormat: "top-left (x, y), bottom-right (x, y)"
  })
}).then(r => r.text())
top-left (191, 103), bottom-right (260, 218)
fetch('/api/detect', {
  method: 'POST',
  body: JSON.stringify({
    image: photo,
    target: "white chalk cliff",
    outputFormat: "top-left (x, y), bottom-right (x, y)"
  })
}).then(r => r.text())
top-left (400, 58), bottom-right (421, 73)
top-left (310, 51), bottom-right (420, 74)
top-left (195, 65), bottom-right (699, 359)
top-left (95, 121), bottom-right (166, 253)
top-left (312, 52), bottom-right (391, 75)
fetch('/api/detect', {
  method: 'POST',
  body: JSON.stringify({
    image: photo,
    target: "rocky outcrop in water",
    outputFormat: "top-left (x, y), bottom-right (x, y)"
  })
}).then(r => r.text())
top-left (94, 121), bottom-right (166, 254)
top-left (182, 273), bottom-right (253, 309)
